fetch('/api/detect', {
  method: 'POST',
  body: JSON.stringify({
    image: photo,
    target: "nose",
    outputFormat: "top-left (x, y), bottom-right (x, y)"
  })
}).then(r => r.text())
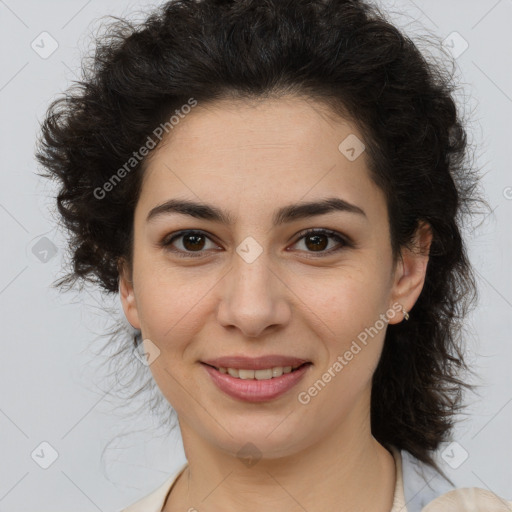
top-left (216, 248), bottom-right (291, 339)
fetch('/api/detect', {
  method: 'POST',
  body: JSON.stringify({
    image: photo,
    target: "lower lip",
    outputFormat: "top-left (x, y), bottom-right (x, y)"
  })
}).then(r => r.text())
top-left (201, 363), bottom-right (312, 402)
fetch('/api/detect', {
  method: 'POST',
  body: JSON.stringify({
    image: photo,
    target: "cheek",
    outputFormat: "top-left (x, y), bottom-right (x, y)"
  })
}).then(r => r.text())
top-left (302, 285), bottom-right (388, 406)
top-left (307, 268), bottom-right (390, 332)
top-left (302, 271), bottom-right (390, 379)
top-left (133, 264), bottom-right (216, 348)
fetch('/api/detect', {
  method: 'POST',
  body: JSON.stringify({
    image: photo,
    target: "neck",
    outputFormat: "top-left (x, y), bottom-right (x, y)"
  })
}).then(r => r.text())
top-left (163, 411), bottom-right (396, 512)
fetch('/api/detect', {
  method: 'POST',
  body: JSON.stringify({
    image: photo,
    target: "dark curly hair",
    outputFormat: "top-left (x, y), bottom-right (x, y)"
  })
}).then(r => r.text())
top-left (36, 0), bottom-right (486, 476)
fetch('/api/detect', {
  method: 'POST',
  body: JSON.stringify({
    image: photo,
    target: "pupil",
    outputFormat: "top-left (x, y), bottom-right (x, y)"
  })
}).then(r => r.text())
top-left (184, 234), bottom-right (204, 251)
top-left (306, 234), bottom-right (327, 251)
top-left (181, 234), bottom-right (328, 252)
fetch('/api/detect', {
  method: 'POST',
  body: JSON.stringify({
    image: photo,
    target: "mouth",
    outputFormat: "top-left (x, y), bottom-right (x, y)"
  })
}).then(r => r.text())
top-left (200, 361), bottom-right (313, 402)
top-left (201, 361), bottom-right (312, 380)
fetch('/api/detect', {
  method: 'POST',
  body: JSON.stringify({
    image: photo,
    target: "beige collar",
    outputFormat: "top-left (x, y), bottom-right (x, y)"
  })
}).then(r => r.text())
top-left (388, 445), bottom-right (408, 511)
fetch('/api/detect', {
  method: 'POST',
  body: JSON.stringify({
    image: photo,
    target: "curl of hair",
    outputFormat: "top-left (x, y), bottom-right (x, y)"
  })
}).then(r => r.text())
top-left (36, 0), bottom-right (486, 475)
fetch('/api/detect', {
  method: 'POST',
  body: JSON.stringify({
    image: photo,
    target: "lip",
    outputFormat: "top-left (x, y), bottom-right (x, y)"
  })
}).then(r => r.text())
top-left (201, 362), bottom-right (312, 402)
top-left (201, 355), bottom-right (310, 370)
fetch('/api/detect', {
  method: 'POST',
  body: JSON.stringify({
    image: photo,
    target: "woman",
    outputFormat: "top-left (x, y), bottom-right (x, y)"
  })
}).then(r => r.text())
top-left (36, 0), bottom-right (511, 510)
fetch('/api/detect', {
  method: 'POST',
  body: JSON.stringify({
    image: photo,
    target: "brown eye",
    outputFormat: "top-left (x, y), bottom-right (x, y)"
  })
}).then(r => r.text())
top-left (181, 233), bottom-right (206, 251)
top-left (160, 228), bottom-right (349, 259)
top-left (161, 230), bottom-right (219, 257)
top-left (291, 228), bottom-right (348, 256)
top-left (304, 233), bottom-right (329, 251)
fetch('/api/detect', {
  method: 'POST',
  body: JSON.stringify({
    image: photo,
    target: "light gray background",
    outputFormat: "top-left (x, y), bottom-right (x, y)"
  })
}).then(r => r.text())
top-left (1, 0), bottom-right (511, 510)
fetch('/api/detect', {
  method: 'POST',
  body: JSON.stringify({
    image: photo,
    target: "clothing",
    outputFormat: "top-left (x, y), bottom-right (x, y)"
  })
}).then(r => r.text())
top-left (119, 446), bottom-right (512, 511)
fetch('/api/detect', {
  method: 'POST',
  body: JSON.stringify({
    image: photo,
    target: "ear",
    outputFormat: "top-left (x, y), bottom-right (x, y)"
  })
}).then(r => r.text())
top-left (118, 257), bottom-right (141, 330)
top-left (387, 221), bottom-right (433, 325)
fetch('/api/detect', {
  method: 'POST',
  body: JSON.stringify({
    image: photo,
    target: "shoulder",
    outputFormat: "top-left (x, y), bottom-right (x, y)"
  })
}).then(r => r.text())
top-left (118, 462), bottom-right (188, 512)
top-left (422, 487), bottom-right (512, 511)
top-left (393, 446), bottom-right (512, 512)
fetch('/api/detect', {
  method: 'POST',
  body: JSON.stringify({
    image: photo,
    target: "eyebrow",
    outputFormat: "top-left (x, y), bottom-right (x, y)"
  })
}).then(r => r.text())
top-left (146, 197), bottom-right (367, 225)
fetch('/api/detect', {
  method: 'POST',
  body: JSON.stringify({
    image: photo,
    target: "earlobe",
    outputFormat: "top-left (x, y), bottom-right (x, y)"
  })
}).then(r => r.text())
top-left (388, 221), bottom-right (432, 324)
top-left (118, 258), bottom-right (141, 330)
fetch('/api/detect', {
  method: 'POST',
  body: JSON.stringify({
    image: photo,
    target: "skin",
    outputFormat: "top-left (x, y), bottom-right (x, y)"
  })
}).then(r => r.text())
top-left (119, 95), bottom-right (432, 512)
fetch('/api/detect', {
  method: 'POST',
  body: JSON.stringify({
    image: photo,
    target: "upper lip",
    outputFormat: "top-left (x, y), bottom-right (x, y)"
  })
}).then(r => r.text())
top-left (201, 355), bottom-right (311, 370)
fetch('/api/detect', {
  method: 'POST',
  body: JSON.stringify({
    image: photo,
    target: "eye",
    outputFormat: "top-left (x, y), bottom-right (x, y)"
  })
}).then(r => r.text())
top-left (289, 228), bottom-right (349, 256)
top-left (160, 228), bottom-right (350, 259)
top-left (160, 230), bottom-right (220, 258)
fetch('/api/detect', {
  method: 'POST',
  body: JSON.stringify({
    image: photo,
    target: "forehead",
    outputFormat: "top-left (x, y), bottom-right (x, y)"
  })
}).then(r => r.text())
top-left (147, 95), bottom-right (361, 164)
top-left (137, 96), bottom-right (385, 223)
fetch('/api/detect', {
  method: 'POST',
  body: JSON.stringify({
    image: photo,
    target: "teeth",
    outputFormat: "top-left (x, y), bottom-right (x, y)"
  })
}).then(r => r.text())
top-left (239, 369), bottom-right (256, 379)
top-left (272, 367), bottom-right (283, 378)
top-left (218, 365), bottom-right (303, 380)
top-left (227, 367), bottom-right (238, 378)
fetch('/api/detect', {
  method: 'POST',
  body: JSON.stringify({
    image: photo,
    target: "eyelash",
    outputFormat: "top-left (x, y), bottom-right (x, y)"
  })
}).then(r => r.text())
top-left (160, 228), bottom-right (350, 259)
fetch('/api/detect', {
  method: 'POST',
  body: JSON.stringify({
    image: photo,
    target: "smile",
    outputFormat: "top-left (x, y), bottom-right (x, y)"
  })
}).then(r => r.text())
top-left (201, 362), bottom-right (312, 402)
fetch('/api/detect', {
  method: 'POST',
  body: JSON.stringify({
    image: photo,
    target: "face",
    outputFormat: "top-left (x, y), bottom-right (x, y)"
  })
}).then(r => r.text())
top-left (120, 95), bottom-right (430, 460)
